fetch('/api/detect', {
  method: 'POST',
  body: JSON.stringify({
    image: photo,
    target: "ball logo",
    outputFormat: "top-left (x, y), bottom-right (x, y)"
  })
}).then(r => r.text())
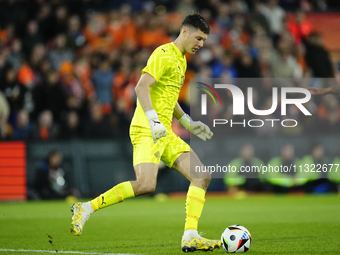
top-left (241, 233), bottom-right (249, 240)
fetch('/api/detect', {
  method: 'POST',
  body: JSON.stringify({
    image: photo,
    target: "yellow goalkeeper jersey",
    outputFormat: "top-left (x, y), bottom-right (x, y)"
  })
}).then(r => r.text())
top-left (131, 42), bottom-right (187, 130)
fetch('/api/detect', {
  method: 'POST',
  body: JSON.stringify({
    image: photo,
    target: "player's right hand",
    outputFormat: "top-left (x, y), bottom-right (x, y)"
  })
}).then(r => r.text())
top-left (149, 119), bottom-right (167, 143)
top-left (145, 109), bottom-right (167, 143)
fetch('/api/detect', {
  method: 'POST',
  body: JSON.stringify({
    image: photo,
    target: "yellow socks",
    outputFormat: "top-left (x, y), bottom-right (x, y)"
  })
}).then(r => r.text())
top-left (184, 186), bottom-right (206, 231)
top-left (90, 182), bottom-right (206, 232)
top-left (90, 181), bottom-right (135, 211)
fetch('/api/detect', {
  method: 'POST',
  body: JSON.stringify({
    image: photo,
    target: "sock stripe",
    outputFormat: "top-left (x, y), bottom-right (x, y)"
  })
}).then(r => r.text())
top-left (115, 186), bottom-right (123, 202)
top-left (98, 197), bottom-right (102, 209)
top-left (187, 196), bottom-right (205, 205)
top-left (187, 214), bottom-right (200, 221)
top-left (184, 187), bottom-right (206, 232)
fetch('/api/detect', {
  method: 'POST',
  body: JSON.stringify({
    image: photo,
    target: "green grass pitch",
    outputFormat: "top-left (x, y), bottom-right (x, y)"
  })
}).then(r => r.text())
top-left (0, 194), bottom-right (339, 255)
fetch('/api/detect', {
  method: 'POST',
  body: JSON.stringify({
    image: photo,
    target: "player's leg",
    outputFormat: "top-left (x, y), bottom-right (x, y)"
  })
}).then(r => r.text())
top-left (90, 163), bottom-right (158, 210)
top-left (71, 163), bottom-right (158, 236)
top-left (172, 151), bottom-right (211, 231)
top-left (172, 151), bottom-right (221, 252)
top-left (71, 125), bottom-right (162, 236)
top-left (172, 151), bottom-right (211, 189)
top-left (131, 163), bottom-right (159, 195)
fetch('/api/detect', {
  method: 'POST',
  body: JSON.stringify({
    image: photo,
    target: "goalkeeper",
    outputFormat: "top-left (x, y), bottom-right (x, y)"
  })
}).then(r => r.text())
top-left (71, 14), bottom-right (220, 252)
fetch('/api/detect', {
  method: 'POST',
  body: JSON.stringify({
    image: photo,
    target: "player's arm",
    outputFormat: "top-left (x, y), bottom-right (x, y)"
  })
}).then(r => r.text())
top-left (307, 86), bottom-right (340, 95)
top-left (135, 73), bottom-right (156, 112)
top-left (135, 72), bottom-right (167, 143)
top-left (174, 102), bottom-right (213, 141)
top-left (173, 102), bottom-right (186, 120)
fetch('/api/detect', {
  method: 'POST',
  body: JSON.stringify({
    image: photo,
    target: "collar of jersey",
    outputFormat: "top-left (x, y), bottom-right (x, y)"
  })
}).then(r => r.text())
top-left (170, 42), bottom-right (185, 59)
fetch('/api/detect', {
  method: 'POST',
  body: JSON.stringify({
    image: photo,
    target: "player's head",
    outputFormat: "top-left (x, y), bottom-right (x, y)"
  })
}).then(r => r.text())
top-left (179, 14), bottom-right (210, 54)
top-left (47, 150), bottom-right (62, 169)
top-left (310, 143), bottom-right (324, 160)
top-left (240, 144), bottom-right (254, 161)
top-left (280, 144), bottom-right (295, 161)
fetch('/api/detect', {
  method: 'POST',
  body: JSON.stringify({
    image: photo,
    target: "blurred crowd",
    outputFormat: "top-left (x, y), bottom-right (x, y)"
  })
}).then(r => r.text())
top-left (30, 149), bottom-right (80, 200)
top-left (30, 142), bottom-right (340, 200)
top-left (0, 0), bottom-right (340, 141)
top-left (224, 142), bottom-right (340, 194)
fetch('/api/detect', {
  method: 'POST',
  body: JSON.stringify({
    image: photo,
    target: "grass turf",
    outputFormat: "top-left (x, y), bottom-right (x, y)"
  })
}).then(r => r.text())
top-left (0, 194), bottom-right (339, 255)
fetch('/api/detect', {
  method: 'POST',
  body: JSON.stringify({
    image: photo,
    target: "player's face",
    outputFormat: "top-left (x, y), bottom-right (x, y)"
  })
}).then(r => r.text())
top-left (184, 28), bottom-right (208, 54)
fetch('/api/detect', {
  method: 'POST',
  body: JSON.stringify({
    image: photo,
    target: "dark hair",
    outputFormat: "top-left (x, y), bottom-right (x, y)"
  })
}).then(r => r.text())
top-left (181, 14), bottom-right (210, 34)
top-left (309, 142), bottom-right (323, 154)
top-left (308, 31), bottom-right (321, 39)
top-left (47, 149), bottom-right (61, 161)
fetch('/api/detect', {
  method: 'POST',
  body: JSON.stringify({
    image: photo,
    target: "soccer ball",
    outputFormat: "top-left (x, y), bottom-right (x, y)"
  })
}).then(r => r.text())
top-left (221, 225), bottom-right (251, 253)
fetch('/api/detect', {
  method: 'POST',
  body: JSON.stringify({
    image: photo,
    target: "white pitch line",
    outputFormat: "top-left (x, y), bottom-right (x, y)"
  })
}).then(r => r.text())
top-left (0, 249), bottom-right (137, 255)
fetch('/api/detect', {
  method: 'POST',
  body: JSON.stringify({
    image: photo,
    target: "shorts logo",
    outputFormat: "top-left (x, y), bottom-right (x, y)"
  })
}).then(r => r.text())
top-left (154, 151), bottom-right (160, 160)
top-left (101, 196), bottom-right (106, 206)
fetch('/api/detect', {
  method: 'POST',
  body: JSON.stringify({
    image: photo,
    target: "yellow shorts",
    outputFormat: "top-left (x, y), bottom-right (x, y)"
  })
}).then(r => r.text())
top-left (129, 125), bottom-right (191, 167)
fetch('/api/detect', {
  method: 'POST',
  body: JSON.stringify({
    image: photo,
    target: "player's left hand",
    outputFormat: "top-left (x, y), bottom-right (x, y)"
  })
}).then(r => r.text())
top-left (179, 114), bottom-right (213, 141)
top-left (188, 121), bottom-right (213, 141)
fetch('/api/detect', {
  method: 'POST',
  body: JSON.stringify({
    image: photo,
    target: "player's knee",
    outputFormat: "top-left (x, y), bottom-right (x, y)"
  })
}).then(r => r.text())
top-left (192, 172), bottom-right (211, 190)
top-left (202, 173), bottom-right (211, 188)
top-left (140, 181), bottom-right (156, 194)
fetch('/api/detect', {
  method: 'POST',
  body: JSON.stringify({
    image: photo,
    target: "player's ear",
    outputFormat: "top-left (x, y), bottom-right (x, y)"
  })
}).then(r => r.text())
top-left (182, 27), bottom-right (189, 38)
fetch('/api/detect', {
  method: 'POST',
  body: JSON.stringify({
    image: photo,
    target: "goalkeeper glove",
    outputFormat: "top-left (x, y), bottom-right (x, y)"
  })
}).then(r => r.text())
top-left (179, 114), bottom-right (213, 141)
top-left (145, 109), bottom-right (167, 143)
